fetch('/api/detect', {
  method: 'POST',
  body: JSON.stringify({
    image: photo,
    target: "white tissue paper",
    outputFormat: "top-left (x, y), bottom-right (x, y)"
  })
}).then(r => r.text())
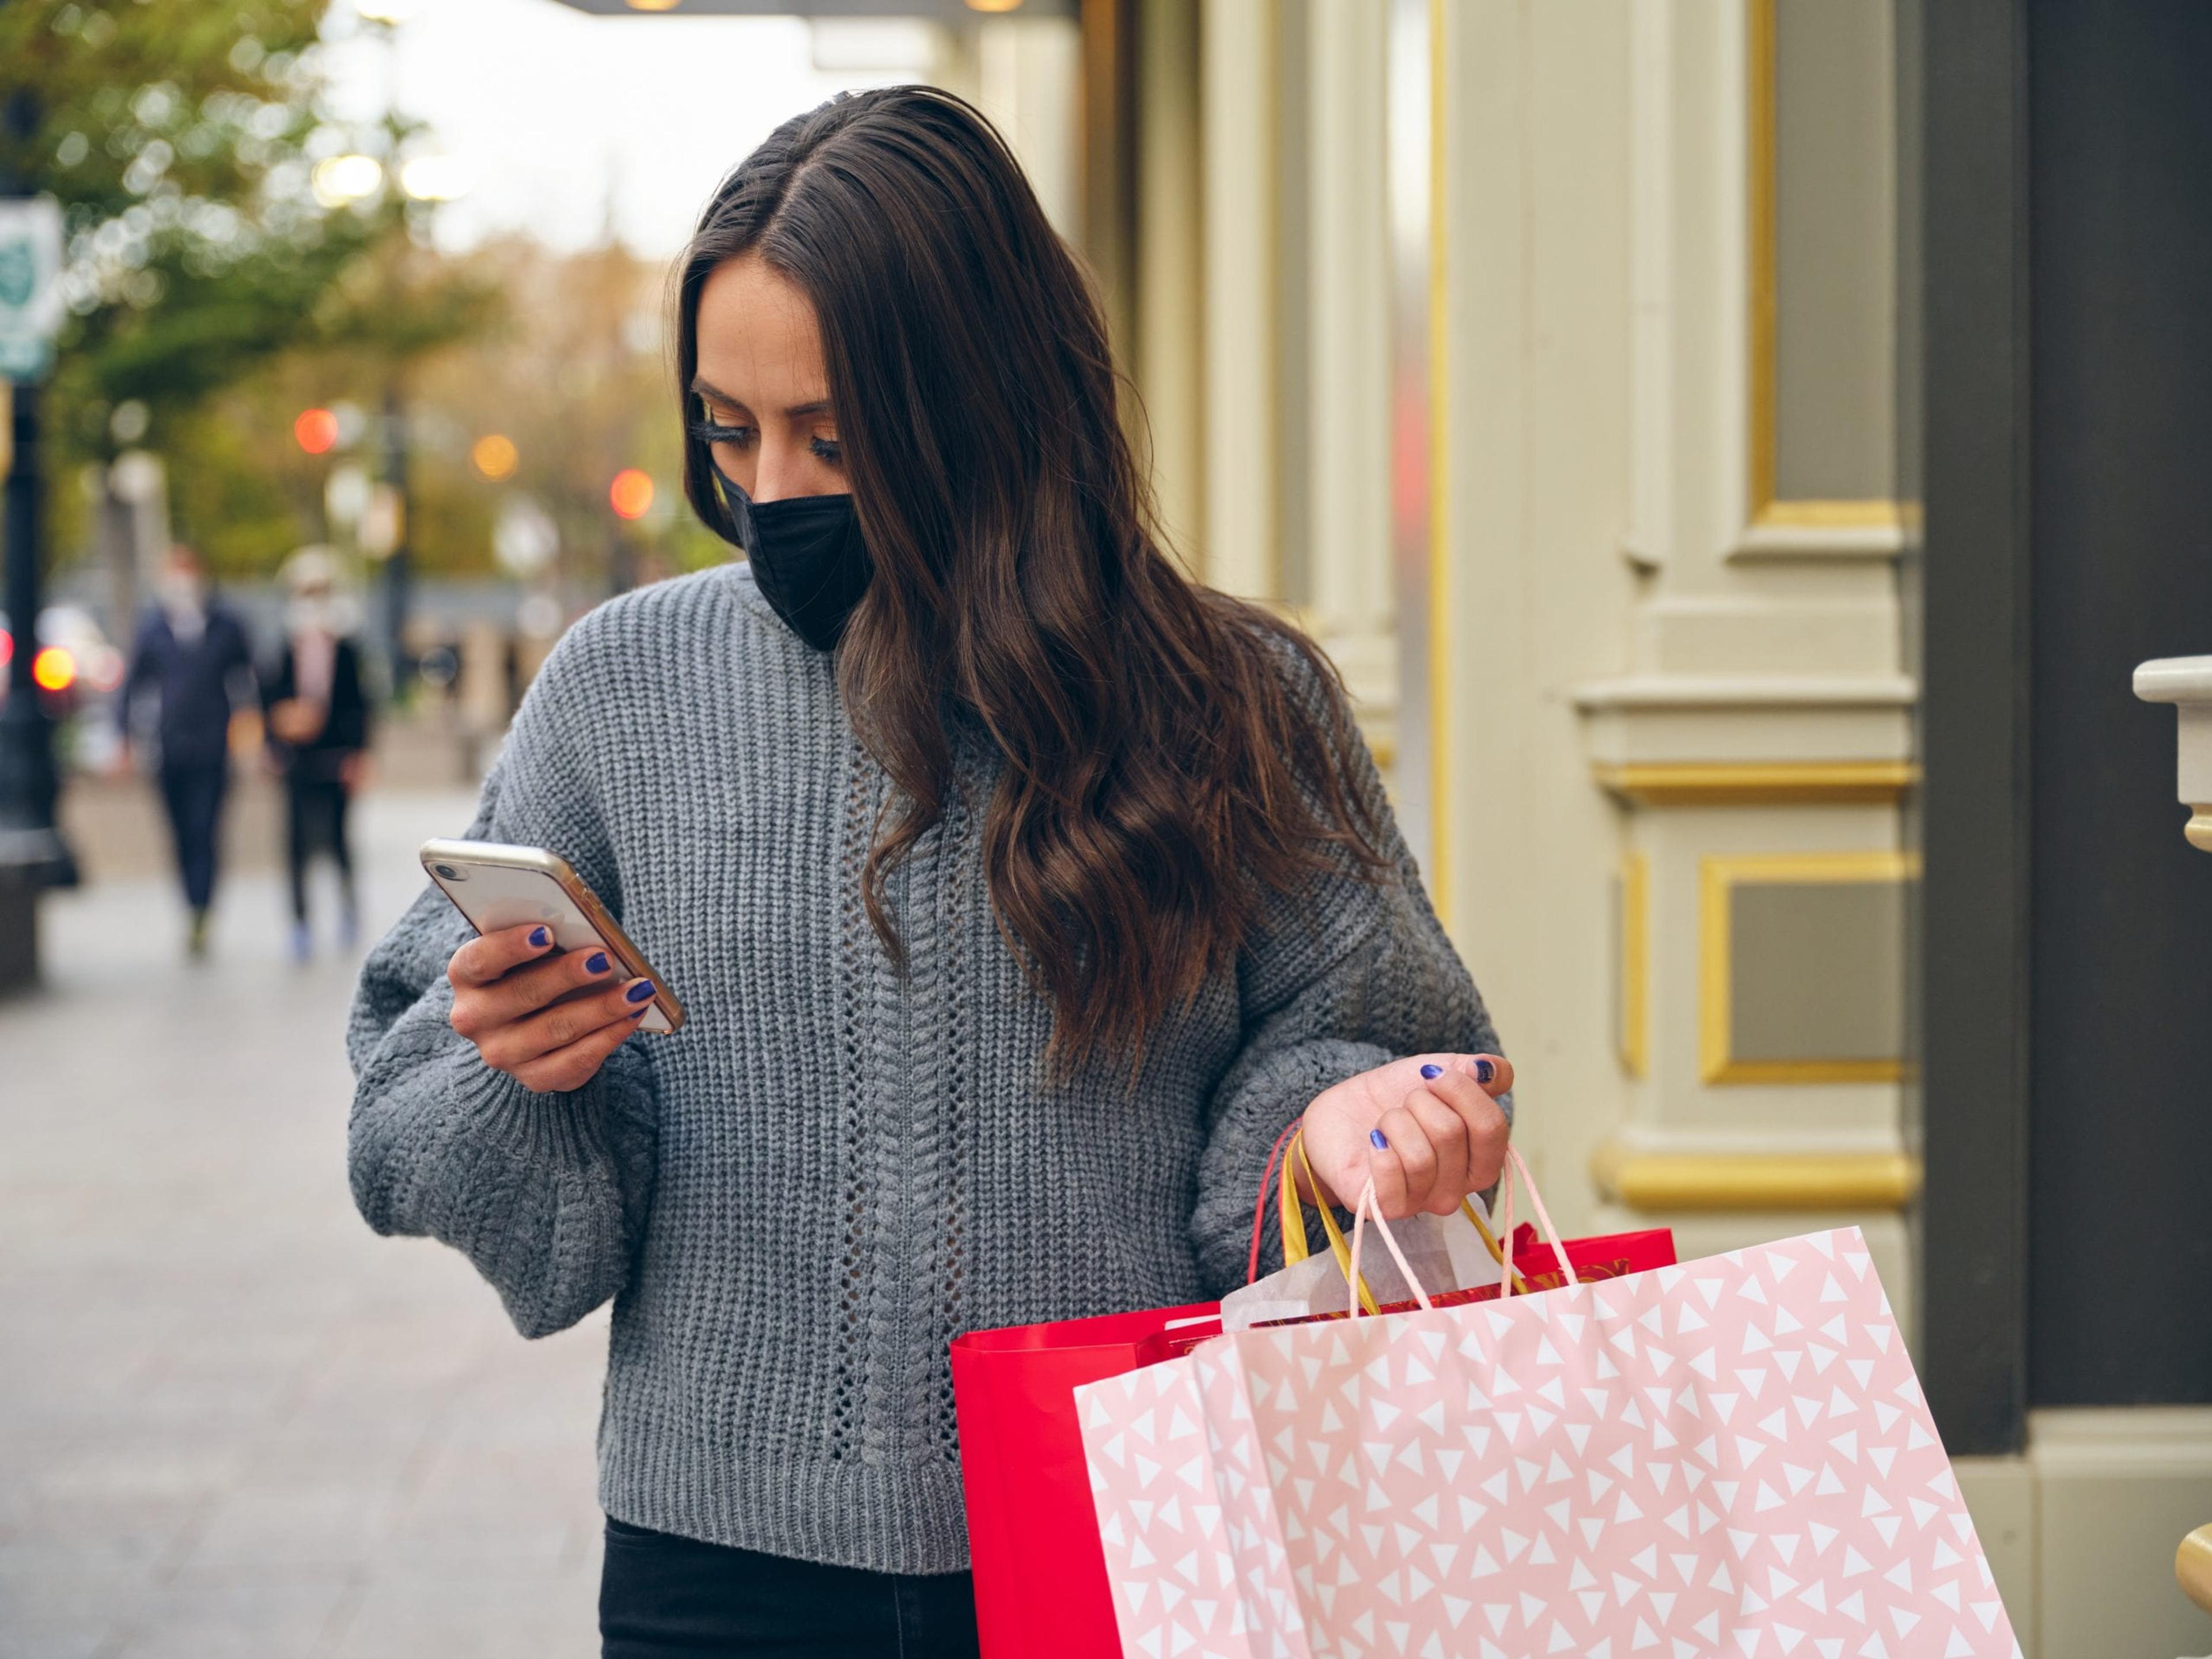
top-left (1217, 1193), bottom-right (1506, 1331)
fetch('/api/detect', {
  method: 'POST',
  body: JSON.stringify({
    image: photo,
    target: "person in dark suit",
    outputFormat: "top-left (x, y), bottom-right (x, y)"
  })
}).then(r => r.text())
top-left (120, 544), bottom-right (257, 956)
top-left (263, 547), bottom-right (373, 963)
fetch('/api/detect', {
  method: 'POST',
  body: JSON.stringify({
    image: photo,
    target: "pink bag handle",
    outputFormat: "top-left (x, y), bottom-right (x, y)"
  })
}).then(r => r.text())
top-left (1345, 1180), bottom-right (1435, 1319)
top-left (1343, 1145), bottom-right (1579, 1321)
top-left (1494, 1144), bottom-right (1580, 1296)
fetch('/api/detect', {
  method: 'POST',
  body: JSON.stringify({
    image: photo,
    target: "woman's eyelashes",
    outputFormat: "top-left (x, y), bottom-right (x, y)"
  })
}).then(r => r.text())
top-left (689, 415), bottom-right (838, 468)
top-left (690, 418), bottom-right (754, 450)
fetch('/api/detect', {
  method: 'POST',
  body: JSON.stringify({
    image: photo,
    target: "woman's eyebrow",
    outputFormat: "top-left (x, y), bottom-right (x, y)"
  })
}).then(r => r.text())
top-left (690, 377), bottom-right (748, 410)
top-left (785, 400), bottom-right (832, 419)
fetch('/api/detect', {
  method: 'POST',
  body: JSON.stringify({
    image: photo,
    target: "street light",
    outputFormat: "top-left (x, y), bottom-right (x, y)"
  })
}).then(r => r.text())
top-left (295, 407), bottom-right (341, 454)
top-left (471, 433), bottom-right (518, 480)
top-left (30, 646), bottom-right (74, 694)
top-left (398, 154), bottom-right (475, 202)
top-left (310, 154), bottom-right (384, 209)
top-left (609, 469), bottom-right (654, 521)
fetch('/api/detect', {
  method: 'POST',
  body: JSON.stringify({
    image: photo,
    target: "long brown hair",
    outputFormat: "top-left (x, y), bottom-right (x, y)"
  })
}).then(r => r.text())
top-left (677, 87), bottom-right (1385, 1071)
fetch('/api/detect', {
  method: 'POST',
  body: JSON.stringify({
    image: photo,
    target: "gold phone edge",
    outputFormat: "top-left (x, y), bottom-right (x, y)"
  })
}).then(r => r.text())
top-left (418, 839), bottom-right (687, 1035)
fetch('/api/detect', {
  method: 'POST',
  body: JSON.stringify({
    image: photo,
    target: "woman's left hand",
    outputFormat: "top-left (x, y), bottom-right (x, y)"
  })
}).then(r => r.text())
top-left (1297, 1053), bottom-right (1512, 1221)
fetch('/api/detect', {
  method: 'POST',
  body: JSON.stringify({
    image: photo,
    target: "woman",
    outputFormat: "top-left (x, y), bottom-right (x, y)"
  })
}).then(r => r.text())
top-left (348, 88), bottom-right (1511, 1658)
top-left (266, 547), bottom-right (371, 961)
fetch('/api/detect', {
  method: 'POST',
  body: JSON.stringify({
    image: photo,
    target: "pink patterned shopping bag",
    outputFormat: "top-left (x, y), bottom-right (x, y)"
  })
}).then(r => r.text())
top-left (1080, 1171), bottom-right (2021, 1659)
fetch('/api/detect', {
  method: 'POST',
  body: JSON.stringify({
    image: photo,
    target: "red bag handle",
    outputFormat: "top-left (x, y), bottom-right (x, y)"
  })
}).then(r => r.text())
top-left (1245, 1117), bottom-right (1304, 1285)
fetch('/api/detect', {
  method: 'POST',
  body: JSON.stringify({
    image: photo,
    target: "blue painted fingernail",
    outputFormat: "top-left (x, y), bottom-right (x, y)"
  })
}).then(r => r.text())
top-left (629, 1005), bottom-right (650, 1020)
top-left (1369, 1128), bottom-right (1389, 1150)
top-left (1475, 1058), bottom-right (1496, 1083)
top-left (585, 952), bottom-right (610, 975)
top-left (529, 927), bottom-right (550, 948)
top-left (1420, 1063), bottom-right (1443, 1080)
top-left (626, 980), bottom-right (656, 1003)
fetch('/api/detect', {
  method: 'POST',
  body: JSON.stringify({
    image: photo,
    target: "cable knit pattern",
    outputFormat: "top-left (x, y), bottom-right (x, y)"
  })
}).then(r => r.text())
top-left (345, 561), bottom-right (1498, 1574)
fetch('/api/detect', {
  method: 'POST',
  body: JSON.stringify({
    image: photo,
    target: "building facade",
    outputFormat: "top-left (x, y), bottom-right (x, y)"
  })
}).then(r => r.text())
top-left (560, 1), bottom-right (2212, 1646)
top-left (1094, 3), bottom-right (2212, 1653)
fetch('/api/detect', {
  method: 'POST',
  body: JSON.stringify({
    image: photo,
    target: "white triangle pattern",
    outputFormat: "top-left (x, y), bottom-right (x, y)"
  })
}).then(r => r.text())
top-left (1078, 1228), bottom-right (2020, 1659)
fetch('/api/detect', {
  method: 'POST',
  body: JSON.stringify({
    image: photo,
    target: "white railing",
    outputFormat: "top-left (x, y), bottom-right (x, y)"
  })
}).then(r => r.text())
top-left (2134, 657), bottom-right (2212, 1621)
top-left (2134, 656), bottom-right (2212, 851)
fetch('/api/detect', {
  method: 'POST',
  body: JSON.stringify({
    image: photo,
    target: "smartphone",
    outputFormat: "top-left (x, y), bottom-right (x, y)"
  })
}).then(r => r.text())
top-left (418, 838), bottom-right (685, 1034)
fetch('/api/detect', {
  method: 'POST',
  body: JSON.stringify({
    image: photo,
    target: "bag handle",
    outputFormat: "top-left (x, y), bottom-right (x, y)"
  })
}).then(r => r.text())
top-left (1345, 1144), bottom-right (1578, 1319)
top-left (1264, 1124), bottom-right (1531, 1294)
top-left (1247, 1118), bottom-right (1304, 1285)
top-left (1290, 1133), bottom-right (1382, 1316)
top-left (1249, 1123), bottom-right (1536, 1308)
top-left (1346, 1180), bottom-right (1434, 1317)
top-left (1494, 1144), bottom-right (1580, 1294)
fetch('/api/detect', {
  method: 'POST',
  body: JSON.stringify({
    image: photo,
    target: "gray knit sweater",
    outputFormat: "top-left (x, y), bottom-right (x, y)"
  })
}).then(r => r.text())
top-left (346, 562), bottom-right (1496, 1575)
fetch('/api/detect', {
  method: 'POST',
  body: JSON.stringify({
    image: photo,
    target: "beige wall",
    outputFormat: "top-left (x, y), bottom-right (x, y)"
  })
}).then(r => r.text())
top-left (1423, 0), bottom-right (1916, 1281)
top-left (1427, 0), bottom-right (1637, 1240)
top-left (1127, 4), bottom-right (2210, 1649)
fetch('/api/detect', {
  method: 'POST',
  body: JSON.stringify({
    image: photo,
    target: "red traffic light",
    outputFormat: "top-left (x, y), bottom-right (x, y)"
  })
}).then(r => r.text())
top-left (295, 408), bottom-right (340, 454)
top-left (609, 468), bottom-right (654, 521)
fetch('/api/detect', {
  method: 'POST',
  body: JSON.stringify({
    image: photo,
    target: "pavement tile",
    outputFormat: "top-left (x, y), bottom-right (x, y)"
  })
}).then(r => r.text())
top-left (100, 1566), bottom-right (357, 1659)
top-left (0, 791), bottom-right (609, 1658)
top-left (324, 1563), bottom-right (599, 1659)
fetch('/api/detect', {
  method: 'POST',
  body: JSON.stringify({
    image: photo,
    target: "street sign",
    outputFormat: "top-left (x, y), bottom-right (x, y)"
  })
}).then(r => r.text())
top-left (0, 197), bottom-right (65, 384)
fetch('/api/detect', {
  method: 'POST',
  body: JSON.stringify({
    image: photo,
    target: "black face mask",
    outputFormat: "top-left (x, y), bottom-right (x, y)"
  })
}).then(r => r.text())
top-left (707, 461), bottom-right (873, 652)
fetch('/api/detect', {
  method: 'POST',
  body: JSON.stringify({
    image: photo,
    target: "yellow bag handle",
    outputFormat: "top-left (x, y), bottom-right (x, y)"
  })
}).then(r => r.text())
top-left (1275, 1127), bottom-right (1532, 1304)
top-left (1289, 1132), bottom-right (1380, 1315)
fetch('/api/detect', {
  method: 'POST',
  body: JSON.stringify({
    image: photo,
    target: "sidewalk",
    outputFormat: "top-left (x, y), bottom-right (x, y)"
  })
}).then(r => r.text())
top-left (0, 789), bottom-right (605, 1659)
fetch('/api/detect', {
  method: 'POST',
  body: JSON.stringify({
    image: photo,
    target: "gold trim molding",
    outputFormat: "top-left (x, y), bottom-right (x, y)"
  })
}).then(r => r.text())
top-left (1425, 0), bottom-right (1453, 920)
top-left (1700, 849), bottom-right (1918, 1085)
top-left (1744, 0), bottom-right (1896, 534)
top-left (1592, 1144), bottom-right (1923, 1214)
top-left (1618, 853), bottom-right (1649, 1080)
top-left (1748, 0), bottom-right (1777, 515)
top-left (1751, 499), bottom-right (1905, 532)
top-left (1596, 760), bottom-right (1919, 807)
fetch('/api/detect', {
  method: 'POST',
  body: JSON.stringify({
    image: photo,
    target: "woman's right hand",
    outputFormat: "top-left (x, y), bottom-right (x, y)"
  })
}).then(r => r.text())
top-left (448, 925), bottom-right (659, 1093)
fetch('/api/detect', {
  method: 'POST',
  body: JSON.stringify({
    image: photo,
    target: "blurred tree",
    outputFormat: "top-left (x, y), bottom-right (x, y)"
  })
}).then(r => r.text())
top-left (407, 237), bottom-right (722, 592)
top-left (0, 0), bottom-right (495, 581)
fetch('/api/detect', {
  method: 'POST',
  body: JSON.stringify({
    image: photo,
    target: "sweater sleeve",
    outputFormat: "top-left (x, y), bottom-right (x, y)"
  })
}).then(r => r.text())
top-left (345, 631), bottom-right (657, 1339)
top-left (1188, 662), bottom-right (1503, 1297)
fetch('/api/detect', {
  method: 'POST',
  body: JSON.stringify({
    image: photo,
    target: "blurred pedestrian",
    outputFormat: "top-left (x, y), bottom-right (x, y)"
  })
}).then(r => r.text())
top-left (263, 547), bottom-right (372, 963)
top-left (119, 544), bottom-right (256, 956)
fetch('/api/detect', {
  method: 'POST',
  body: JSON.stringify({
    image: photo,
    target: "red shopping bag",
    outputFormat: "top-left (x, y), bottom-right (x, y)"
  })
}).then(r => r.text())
top-left (950, 1300), bottom-right (1221, 1659)
top-left (1503, 1217), bottom-right (1677, 1283)
top-left (1254, 1221), bottom-right (1679, 1325)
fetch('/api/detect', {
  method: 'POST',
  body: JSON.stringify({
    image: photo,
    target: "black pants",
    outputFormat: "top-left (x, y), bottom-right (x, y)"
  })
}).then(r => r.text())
top-left (158, 761), bottom-right (226, 912)
top-left (284, 772), bottom-right (355, 925)
top-left (599, 1518), bottom-right (981, 1659)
